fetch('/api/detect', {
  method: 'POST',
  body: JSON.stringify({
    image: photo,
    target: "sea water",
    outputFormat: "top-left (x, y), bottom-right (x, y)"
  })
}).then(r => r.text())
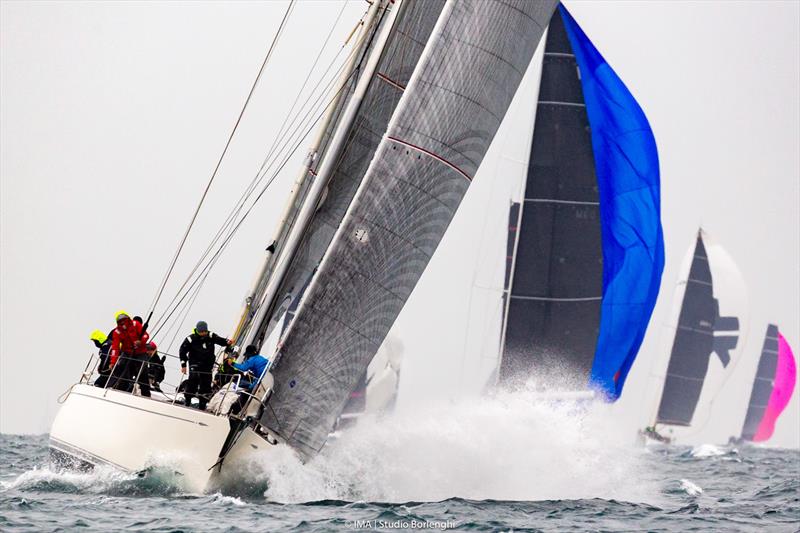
top-left (1, 391), bottom-right (798, 532)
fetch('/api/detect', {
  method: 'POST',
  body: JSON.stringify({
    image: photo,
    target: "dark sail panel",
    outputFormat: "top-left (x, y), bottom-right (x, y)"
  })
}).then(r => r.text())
top-left (656, 235), bottom-right (716, 426)
top-left (740, 324), bottom-right (780, 440)
top-left (499, 10), bottom-right (603, 387)
top-left (503, 202), bottom-right (521, 292)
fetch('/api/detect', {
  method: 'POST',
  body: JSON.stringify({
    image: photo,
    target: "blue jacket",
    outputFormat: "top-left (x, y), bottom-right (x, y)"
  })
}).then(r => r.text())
top-left (233, 355), bottom-right (269, 390)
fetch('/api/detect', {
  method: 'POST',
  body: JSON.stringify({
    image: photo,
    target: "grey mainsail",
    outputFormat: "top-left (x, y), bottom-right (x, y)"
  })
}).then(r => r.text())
top-left (655, 233), bottom-right (739, 426)
top-left (252, 0), bottom-right (446, 347)
top-left (498, 10), bottom-right (603, 387)
top-left (740, 324), bottom-right (780, 440)
top-left (262, 0), bottom-right (557, 457)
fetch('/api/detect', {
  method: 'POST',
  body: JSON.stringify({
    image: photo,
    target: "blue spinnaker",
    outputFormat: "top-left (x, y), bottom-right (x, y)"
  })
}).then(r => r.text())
top-left (559, 5), bottom-right (665, 400)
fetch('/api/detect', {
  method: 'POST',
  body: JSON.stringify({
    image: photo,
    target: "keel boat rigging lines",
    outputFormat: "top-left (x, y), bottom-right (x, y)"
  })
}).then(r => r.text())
top-left (52, 0), bottom-right (560, 489)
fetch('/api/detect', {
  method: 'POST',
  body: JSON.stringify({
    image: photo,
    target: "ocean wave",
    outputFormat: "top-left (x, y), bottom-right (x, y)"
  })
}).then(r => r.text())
top-left (679, 479), bottom-right (703, 496)
top-left (0, 463), bottom-right (188, 498)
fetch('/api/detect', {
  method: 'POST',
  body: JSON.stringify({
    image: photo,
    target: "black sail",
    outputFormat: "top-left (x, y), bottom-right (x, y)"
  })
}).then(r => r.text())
top-left (740, 324), bottom-right (780, 440)
top-left (655, 233), bottom-right (739, 426)
top-left (498, 11), bottom-right (603, 387)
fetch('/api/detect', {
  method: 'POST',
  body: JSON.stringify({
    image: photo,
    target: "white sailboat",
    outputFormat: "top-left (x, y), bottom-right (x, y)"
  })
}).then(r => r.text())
top-left (641, 229), bottom-right (749, 445)
top-left (49, 0), bottom-right (557, 492)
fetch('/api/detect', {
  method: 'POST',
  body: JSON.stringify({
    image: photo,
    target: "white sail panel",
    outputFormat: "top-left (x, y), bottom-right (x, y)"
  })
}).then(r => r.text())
top-left (262, 0), bottom-right (557, 457)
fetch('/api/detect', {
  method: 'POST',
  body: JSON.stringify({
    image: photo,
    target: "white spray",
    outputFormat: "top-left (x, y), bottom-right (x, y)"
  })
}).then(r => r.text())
top-left (236, 387), bottom-right (660, 504)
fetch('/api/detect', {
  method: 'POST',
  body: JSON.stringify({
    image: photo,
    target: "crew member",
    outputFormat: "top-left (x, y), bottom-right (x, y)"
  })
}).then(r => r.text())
top-left (90, 329), bottom-right (112, 388)
top-left (146, 342), bottom-right (166, 392)
top-left (107, 310), bottom-right (150, 394)
top-left (179, 320), bottom-right (231, 410)
top-left (231, 345), bottom-right (270, 414)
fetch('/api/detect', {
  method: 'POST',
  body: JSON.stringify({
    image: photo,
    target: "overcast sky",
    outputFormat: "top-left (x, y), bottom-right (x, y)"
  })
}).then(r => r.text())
top-left (2, 1), bottom-right (798, 448)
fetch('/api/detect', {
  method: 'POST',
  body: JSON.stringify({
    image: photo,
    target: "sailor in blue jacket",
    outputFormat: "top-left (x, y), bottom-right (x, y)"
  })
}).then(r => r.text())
top-left (233, 345), bottom-right (269, 391)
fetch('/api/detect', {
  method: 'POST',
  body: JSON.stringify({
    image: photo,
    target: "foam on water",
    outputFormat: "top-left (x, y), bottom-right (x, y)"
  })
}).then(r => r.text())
top-left (679, 479), bottom-right (703, 496)
top-left (223, 388), bottom-right (659, 504)
top-left (1, 462), bottom-right (188, 498)
top-left (689, 444), bottom-right (727, 458)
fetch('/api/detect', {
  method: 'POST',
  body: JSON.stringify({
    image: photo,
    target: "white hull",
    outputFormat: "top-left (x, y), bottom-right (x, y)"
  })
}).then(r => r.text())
top-left (50, 384), bottom-right (278, 493)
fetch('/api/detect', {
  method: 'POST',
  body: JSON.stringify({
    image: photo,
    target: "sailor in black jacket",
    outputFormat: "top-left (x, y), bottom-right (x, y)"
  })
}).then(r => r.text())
top-left (179, 320), bottom-right (231, 410)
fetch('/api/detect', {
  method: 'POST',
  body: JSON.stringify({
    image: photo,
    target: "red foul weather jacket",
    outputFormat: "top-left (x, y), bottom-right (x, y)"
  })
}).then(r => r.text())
top-left (109, 319), bottom-right (149, 366)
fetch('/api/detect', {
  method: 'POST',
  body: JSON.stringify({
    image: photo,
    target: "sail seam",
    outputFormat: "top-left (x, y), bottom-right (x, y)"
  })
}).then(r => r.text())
top-left (664, 374), bottom-right (705, 382)
top-left (377, 72), bottom-right (406, 91)
top-left (386, 136), bottom-right (472, 181)
top-left (687, 278), bottom-right (712, 286)
top-left (525, 198), bottom-right (599, 206)
top-left (510, 295), bottom-right (601, 302)
top-left (307, 297), bottom-right (380, 346)
top-left (538, 100), bottom-right (585, 107)
top-left (677, 325), bottom-right (713, 336)
top-left (359, 215), bottom-right (436, 261)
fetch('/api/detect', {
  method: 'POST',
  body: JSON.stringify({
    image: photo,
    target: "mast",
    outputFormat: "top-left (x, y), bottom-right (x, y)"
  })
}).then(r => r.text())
top-left (231, 0), bottom-right (390, 347)
top-left (262, 0), bottom-right (559, 457)
top-left (495, 38), bottom-right (546, 382)
top-left (240, 0), bottom-right (402, 350)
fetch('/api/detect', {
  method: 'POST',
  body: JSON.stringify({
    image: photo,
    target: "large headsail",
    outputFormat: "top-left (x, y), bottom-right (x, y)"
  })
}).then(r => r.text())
top-left (262, 0), bottom-right (558, 457)
top-left (250, 0), bottom-right (447, 350)
top-left (498, 5), bottom-right (664, 399)
top-left (653, 230), bottom-right (747, 432)
top-left (740, 325), bottom-right (797, 442)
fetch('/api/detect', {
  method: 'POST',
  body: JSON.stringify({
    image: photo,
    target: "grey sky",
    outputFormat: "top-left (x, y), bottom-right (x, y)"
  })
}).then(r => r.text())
top-left (2, 1), bottom-right (798, 447)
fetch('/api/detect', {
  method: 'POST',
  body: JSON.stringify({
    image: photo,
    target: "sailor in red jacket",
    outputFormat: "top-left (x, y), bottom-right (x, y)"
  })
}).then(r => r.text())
top-left (107, 311), bottom-right (151, 396)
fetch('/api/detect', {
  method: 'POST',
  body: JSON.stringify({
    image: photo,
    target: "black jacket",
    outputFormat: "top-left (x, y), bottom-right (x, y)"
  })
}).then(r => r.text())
top-left (179, 332), bottom-right (229, 368)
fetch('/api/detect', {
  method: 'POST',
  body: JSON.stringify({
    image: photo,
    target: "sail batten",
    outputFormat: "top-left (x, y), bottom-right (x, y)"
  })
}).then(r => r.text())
top-left (652, 230), bottom-right (747, 436)
top-left (262, 0), bottom-right (558, 457)
top-left (498, 5), bottom-right (663, 398)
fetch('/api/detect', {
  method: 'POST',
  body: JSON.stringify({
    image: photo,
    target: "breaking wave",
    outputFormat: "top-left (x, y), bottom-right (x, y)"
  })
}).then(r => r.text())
top-left (688, 444), bottom-right (727, 458)
top-left (219, 387), bottom-right (659, 504)
top-left (0, 464), bottom-right (187, 498)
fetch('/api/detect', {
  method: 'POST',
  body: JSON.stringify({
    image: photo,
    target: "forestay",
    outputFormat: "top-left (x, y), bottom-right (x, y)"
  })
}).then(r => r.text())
top-left (262, 0), bottom-right (558, 457)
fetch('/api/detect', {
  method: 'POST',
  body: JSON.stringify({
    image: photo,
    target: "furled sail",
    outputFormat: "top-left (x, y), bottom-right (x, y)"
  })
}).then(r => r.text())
top-left (740, 325), bottom-right (797, 442)
top-left (653, 231), bottom-right (747, 429)
top-left (498, 5), bottom-right (664, 399)
top-left (262, 0), bottom-right (558, 457)
top-left (251, 0), bottom-right (446, 348)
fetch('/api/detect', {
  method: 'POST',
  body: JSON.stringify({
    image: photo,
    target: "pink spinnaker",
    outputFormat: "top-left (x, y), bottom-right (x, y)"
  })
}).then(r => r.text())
top-left (753, 333), bottom-right (797, 442)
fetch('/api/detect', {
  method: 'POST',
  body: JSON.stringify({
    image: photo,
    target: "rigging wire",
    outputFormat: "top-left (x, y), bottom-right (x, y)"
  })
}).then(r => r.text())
top-left (150, 10), bottom-right (363, 335)
top-left (151, 46), bottom-right (357, 336)
top-left (151, 57), bottom-right (363, 340)
top-left (152, 0), bottom-right (381, 342)
top-left (148, 0), bottom-right (296, 322)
